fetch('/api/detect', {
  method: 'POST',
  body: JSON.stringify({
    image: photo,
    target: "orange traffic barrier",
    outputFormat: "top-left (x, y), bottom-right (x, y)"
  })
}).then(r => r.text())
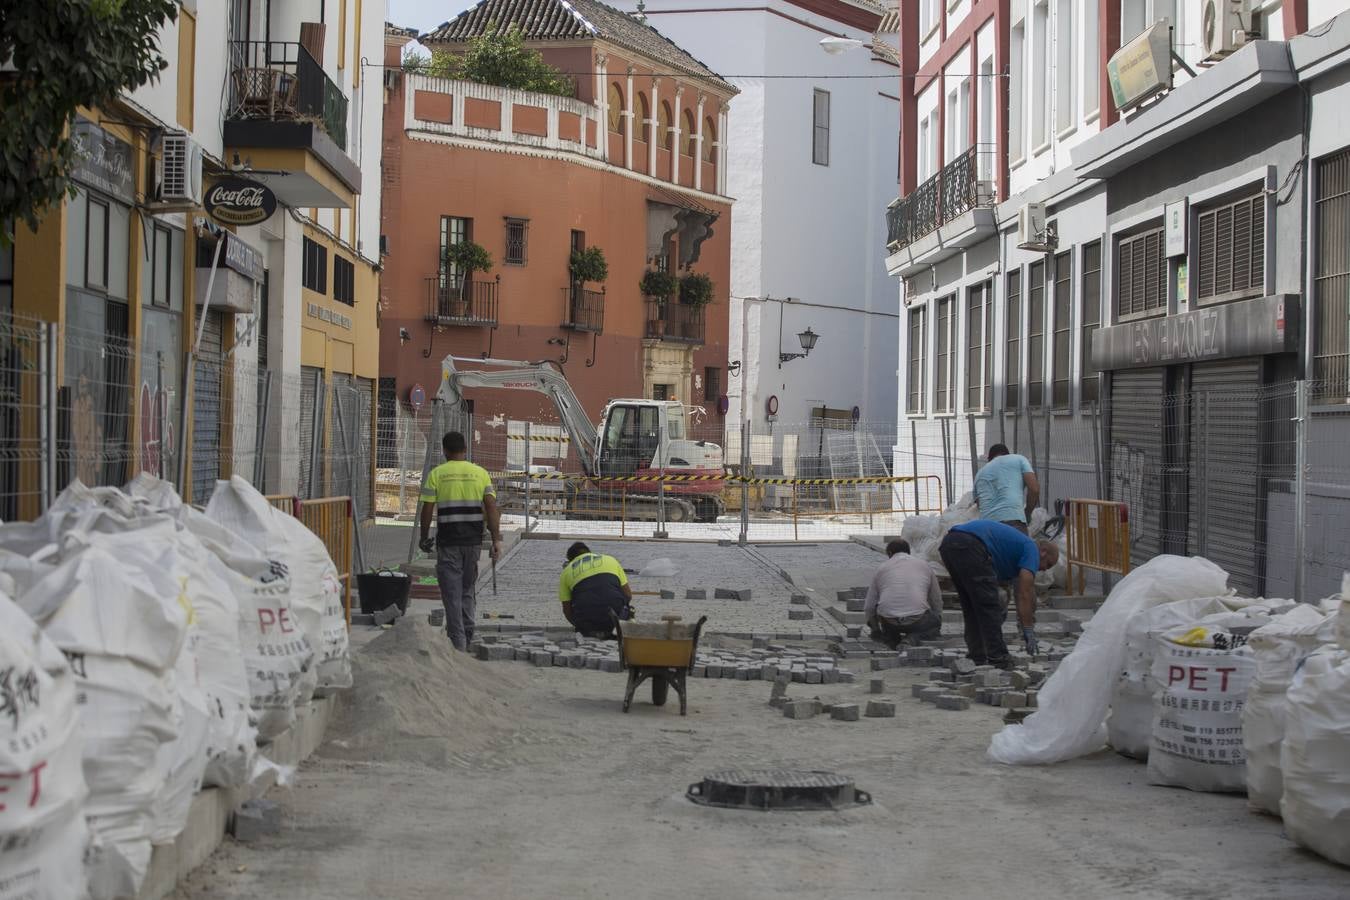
top-left (1065, 498), bottom-right (1131, 595)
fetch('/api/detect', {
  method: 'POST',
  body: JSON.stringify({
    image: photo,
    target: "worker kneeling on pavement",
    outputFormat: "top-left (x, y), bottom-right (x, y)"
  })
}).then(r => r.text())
top-left (937, 520), bottom-right (1058, 669)
top-left (558, 542), bottom-right (633, 639)
top-left (864, 539), bottom-right (943, 649)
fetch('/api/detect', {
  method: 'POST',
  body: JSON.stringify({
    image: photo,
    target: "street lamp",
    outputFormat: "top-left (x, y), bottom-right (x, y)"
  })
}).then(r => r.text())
top-left (819, 37), bottom-right (872, 55)
top-left (779, 327), bottom-right (820, 364)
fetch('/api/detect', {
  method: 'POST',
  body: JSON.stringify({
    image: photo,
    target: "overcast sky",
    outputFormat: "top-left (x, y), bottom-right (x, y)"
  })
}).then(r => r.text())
top-left (386, 0), bottom-right (477, 34)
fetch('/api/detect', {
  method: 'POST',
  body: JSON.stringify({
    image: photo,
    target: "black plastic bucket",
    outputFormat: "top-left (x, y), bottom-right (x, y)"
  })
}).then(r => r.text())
top-left (357, 569), bottom-right (412, 615)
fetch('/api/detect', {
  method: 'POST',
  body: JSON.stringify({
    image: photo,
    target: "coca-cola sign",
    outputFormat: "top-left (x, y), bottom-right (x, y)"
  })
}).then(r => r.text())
top-left (205, 177), bottom-right (277, 226)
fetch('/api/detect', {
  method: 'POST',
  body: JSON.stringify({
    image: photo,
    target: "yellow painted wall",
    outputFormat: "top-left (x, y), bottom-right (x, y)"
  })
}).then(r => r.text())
top-left (298, 226), bottom-right (379, 379)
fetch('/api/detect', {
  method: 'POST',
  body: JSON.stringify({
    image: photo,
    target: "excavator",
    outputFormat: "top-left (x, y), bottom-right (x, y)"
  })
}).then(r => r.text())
top-left (437, 355), bottom-right (727, 523)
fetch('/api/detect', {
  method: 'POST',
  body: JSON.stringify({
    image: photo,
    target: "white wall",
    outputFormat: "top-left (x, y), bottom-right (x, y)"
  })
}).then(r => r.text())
top-left (615, 0), bottom-right (901, 430)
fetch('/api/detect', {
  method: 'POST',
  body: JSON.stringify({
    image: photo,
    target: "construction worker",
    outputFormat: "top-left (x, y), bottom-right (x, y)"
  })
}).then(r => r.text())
top-left (557, 542), bottom-right (633, 639)
top-left (864, 538), bottom-right (943, 649)
top-left (974, 443), bottom-right (1040, 534)
top-left (418, 431), bottom-right (502, 651)
top-left (937, 520), bottom-right (1058, 669)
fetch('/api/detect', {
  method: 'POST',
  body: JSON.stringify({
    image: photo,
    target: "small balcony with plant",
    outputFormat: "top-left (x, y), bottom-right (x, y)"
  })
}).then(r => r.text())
top-left (642, 270), bottom-right (710, 344)
top-left (562, 246), bottom-right (607, 333)
top-left (426, 240), bottom-right (499, 326)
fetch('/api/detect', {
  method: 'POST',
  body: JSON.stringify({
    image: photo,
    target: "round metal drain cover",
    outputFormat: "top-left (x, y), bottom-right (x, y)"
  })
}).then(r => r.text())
top-left (686, 769), bottom-right (871, 811)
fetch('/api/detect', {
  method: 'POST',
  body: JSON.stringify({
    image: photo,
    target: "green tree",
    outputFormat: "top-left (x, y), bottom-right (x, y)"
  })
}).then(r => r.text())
top-left (428, 24), bottom-right (573, 97)
top-left (0, 0), bottom-right (179, 242)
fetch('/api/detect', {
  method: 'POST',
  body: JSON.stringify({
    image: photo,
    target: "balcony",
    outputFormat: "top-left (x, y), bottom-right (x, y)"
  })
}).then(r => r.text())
top-left (222, 40), bottom-right (360, 208)
top-left (886, 145), bottom-right (996, 253)
top-left (425, 275), bottom-right (499, 327)
top-left (645, 299), bottom-right (705, 344)
top-left (562, 286), bottom-right (605, 333)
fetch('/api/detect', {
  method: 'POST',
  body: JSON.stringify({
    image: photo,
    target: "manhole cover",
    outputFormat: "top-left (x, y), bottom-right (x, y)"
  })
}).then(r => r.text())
top-left (686, 769), bottom-right (871, 811)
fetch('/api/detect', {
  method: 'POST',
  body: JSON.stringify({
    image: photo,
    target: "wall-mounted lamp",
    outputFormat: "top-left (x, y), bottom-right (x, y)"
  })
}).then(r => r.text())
top-left (399, 327), bottom-right (411, 346)
top-left (779, 327), bottom-right (820, 364)
top-left (728, 359), bottom-right (742, 377)
top-left (818, 37), bottom-right (874, 55)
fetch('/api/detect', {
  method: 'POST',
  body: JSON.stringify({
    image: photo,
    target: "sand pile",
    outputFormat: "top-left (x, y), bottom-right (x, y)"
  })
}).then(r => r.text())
top-left (324, 618), bottom-right (541, 768)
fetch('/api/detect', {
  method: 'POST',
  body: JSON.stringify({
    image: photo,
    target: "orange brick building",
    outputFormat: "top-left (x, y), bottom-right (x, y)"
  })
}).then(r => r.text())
top-left (379, 2), bottom-right (736, 431)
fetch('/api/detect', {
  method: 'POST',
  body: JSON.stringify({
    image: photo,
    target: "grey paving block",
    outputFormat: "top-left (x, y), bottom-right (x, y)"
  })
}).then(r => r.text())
top-left (852, 586), bottom-right (868, 599)
top-left (822, 667), bottom-right (839, 685)
top-left (790, 594), bottom-right (809, 605)
top-left (714, 588), bottom-right (737, 600)
top-left (845, 598), bottom-right (866, 613)
top-left (836, 590), bottom-right (855, 603)
top-left (929, 669), bottom-right (955, 682)
top-left (230, 799), bottom-right (281, 842)
top-left (918, 687), bottom-right (947, 704)
top-left (685, 589), bottom-right (707, 600)
top-left (955, 683), bottom-right (978, 699)
top-left (788, 609), bottom-right (814, 621)
top-left (783, 699), bottom-right (822, 720)
top-left (1001, 691), bottom-right (1028, 709)
top-left (586, 655), bottom-right (603, 670)
top-left (831, 703), bottom-right (861, 722)
top-left (804, 669), bottom-right (822, 685)
top-left (846, 626), bottom-right (862, 638)
top-left (838, 670), bottom-right (855, 684)
top-left (1026, 689), bottom-right (1038, 708)
top-left (936, 694), bottom-right (971, 711)
top-left (951, 658), bottom-right (977, 676)
top-left (705, 664), bottom-right (723, 678)
top-left (567, 653), bottom-right (587, 669)
top-left (531, 650), bottom-right (553, 667)
top-left (1003, 707), bottom-right (1033, 724)
top-left (660, 590), bottom-right (676, 600)
top-left (1010, 670), bottom-right (1030, 690)
top-left (911, 683), bottom-right (930, 698)
top-left (870, 677), bottom-right (886, 694)
top-left (865, 700), bottom-right (897, 718)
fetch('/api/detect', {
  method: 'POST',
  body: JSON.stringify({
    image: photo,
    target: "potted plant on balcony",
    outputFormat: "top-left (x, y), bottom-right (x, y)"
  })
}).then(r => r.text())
top-left (569, 246), bottom-right (609, 289)
top-left (640, 269), bottom-right (677, 338)
top-left (441, 240), bottom-right (493, 318)
top-left (678, 272), bottom-right (715, 307)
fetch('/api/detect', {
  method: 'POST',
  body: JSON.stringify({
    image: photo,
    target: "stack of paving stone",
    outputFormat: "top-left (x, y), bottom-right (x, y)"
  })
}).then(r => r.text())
top-left (469, 633), bottom-right (856, 682)
top-left (769, 674), bottom-right (898, 722)
top-left (869, 642), bottom-right (1076, 672)
top-left (908, 658), bottom-right (1052, 713)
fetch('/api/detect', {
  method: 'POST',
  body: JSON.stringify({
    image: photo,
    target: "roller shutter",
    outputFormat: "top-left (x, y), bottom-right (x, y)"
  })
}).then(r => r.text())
top-left (1108, 368), bottom-right (1166, 567)
top-left (191, 309), bottom-right (225, 503)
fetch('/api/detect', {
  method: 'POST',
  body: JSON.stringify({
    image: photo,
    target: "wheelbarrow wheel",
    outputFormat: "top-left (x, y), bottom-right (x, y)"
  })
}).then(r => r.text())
top-left (651, 673), bottom-right (670, 707)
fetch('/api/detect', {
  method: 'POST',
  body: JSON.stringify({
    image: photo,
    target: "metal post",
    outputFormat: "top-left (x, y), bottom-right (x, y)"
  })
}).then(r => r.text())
top-left (254, 369), bottom-right (272, 488)
top-left (398, 412), bottom-right (409, 519)
top-left (793, 480), bottom-right (799, 541)
top-left (408, 401), bottom-right (442, 564)
top-left (39, 322), bottom-right (57, 511)
top-left (939, 417), bottom-right (950, 501)
top-left (333, 388), bottom-right (366, 574)
top-left (999, 407), bottom-right (1006, 445)
top-left (1091, 401), bottom-right (1104, 501)
top-left (967, 414), bottom-right (979, 484)
top-left (308, 375), bottom-right (327, 499)
top-left (523, 421), bottom-right (532, 534)
top-left (1026, 409), bottom-right (1038, 486)
top-left (909, 419), bottom-right (920, 514)
top-left (738, 420), bottom-right (750, 545)
top-left (1043, 410), bottom-right (1052, 510)
top-left (655, 426), bottom-right (668, 539)
top-left (1294, 380), bottom-right (1309, 604)
top-left (177, 350), bottom-right (194, 496)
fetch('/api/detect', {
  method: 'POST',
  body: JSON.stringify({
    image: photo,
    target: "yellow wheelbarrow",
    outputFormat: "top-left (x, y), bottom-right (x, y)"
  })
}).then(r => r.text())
top-left (615, 614), bottom-right (708, 715)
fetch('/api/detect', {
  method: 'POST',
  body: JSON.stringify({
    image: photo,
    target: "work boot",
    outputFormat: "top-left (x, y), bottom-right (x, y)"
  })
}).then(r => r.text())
top-left (988, 657), bottom-right (1015, 671)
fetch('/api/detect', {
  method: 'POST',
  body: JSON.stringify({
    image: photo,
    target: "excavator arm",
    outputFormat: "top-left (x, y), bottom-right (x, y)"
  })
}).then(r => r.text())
top-left (437, 356), bottom-right (600, 475)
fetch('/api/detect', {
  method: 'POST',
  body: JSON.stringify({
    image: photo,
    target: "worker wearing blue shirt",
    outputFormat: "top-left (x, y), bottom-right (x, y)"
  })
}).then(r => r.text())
top-left (939, 519), bottom-right (1058, 668)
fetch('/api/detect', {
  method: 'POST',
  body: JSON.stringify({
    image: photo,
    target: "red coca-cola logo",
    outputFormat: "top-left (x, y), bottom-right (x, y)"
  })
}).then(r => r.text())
top-left (205, 176), bottom-right (277, 226)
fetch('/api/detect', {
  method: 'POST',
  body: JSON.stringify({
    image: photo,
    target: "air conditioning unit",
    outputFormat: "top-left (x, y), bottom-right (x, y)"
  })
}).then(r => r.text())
top-left (153, 131), bottom-right (204, 208)
top-left (1202, 0), bottom-right (1250, 62)
top-left (1016, 202), bottom-right (1056, 252)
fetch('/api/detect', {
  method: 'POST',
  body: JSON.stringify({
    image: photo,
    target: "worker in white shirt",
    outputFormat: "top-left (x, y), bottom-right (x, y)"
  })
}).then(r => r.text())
top-left (863, 539), bottom-right (943, 649)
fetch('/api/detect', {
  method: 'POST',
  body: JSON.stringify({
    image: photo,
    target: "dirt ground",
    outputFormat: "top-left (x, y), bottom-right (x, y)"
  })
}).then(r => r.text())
top-left (171, 618), bottom-right (1346, 900)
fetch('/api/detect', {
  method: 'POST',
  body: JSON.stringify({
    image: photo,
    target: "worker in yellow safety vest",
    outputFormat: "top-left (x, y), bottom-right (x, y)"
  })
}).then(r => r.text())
top-left (558, 542), bottom-right (633, 639)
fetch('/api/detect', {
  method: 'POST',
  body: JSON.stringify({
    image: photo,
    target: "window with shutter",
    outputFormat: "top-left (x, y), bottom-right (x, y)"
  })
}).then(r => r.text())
top-left (1314, 149), bottom-right (1350, 402)
top-left (908, 305), bottom-right (928, 415)
top-left (1028, 260), bottom-right (1046, 408)
top-left (1116, 226), bottom-right (1166, 319)
top-left (966, 281), bottom-right (992, 413)
top-left (1081, 241), bottom-right (1102, 404)
top-left (1005, 270), bottom-right (1022, 409)
top-left (812, 89), bottom-right (830, 166)
top-left (1052, 250), bottom-right (1072, 408)
top-left (1196, 193), bottom-right (1265, 304)
top-left (935, 295), bottom-right (954, 414)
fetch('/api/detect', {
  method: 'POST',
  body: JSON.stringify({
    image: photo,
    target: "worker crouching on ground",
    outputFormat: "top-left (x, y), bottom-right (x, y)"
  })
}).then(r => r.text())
top-left (418, 431), bottom-right (502, 651)
top-left (938, 520), bottom-right (1058, 669)
top-left (558, 542), bottom-right (633, 639)
top-left (864, 539), bottom-right (943, 649)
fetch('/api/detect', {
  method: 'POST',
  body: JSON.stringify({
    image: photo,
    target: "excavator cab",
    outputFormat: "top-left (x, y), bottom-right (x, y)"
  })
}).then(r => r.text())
top-left (599, 403), bottom-right (661, 477)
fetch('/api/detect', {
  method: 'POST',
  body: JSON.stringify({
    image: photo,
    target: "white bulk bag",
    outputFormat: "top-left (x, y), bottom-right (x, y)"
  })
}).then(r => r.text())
top-left (1109, 596), bottom-right (1248, 761)
top-left (206, 476), bottom-right (349, 693)
top-left (1243, 603), bottom-right (1337, 815)
top-left (988, 555), bottom-right (1231, 766)
top-left (1280, 644), bottom-right (1350, 865)
top-left (0, 590), bottom-right (90, 900)
top-left (19, 547), bottom-right (187, 900)
top-left (1147, 614), bottom-right (1263, 793)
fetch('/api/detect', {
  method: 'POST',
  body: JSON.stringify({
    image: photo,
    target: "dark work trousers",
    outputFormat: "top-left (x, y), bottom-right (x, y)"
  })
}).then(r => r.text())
top-left (436, 543), bottom-right (480, 650)
top-left (938, 531), bottom-right (1011, 665)
top-left (873, 609), bottom-right (943, 649)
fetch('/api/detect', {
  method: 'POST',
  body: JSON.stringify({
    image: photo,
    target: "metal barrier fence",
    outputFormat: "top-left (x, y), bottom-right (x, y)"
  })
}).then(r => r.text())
top-left (296, 495), bottom-right (356, 628)
top-left (1064, 498), bottom-right (1131, 595)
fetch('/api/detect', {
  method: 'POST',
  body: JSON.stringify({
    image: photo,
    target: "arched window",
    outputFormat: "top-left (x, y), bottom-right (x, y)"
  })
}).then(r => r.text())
top-left (682, 109), bottom-right (696, 156)
top-left (658, 101), bottom-right (673, 150)
top-left (607, 83), bottom-right (625, 135)
top-left (703, 116), bottom-right (717, 162)
top-left (637, 93), bottom-right (651, 142)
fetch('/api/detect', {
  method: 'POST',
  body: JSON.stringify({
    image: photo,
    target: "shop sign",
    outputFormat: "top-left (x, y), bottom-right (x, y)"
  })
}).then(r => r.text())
top-left (1107, 21), bottom-right (1173, 112)
top-left (1092, 294), bottom-right (1301, 371)
top-left (71, 119), bottom-right (135, 205)
top-left (205, 177), bottom-right (277, 226)
top-left (306, 302), bottom-right (351, 330)
top-left (221, 233), bottom-right (265, 282)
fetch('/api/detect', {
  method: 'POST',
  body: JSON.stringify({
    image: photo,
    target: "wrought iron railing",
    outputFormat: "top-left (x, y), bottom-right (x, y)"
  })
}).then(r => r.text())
top-left (227, 41), bottom-right (349, 150)
top-left (425, 275), bottom-right (499, 326)
top-left (562, 286), bottom-right (605, 333)
top-left (885, 144), bottom-right (996, 252)
top-left (645, 299), bottom-right (705, 344)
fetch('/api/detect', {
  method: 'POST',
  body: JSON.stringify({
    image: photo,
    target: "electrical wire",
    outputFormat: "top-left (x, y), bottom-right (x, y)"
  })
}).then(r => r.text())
top-left (362, 60), bottom-right (1004, 79)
